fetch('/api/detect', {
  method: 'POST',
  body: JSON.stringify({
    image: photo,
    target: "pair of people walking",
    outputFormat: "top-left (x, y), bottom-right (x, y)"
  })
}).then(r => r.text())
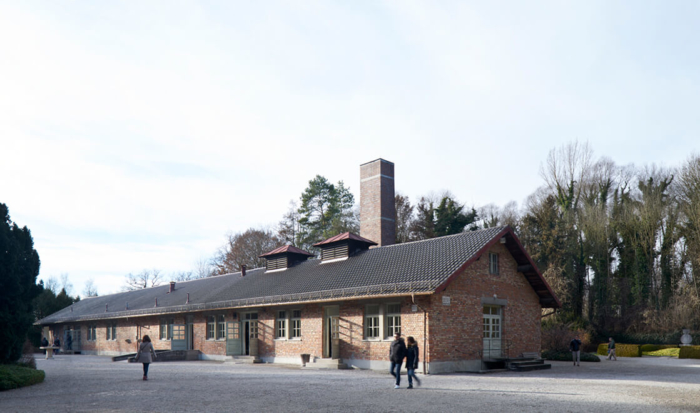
top-left (389, 332), bottom-right (421, 389)
top-left (135, 335), bottom-right (157, 380)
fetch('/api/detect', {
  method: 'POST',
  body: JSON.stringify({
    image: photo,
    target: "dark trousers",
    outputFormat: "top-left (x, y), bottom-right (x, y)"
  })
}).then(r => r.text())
top-left (142, 363), bottom-right (150, 377)
top-left (407, 368), bottom-right (421, 386)
top-left (390, 361), bottom-right (402, 385)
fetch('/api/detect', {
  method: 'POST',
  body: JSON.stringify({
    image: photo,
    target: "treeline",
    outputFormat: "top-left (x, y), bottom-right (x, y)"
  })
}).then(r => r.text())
top-left (513, 142), bottom-right (700, 335)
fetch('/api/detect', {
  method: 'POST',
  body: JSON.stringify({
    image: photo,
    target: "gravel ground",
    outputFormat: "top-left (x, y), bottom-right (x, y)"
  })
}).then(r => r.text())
top-left (1, 355), bottom-right (699, 413)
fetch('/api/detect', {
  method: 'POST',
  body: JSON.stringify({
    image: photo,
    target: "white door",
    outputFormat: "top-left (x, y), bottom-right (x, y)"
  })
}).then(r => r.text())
top-left (482, 306), bottom-right (502, 359)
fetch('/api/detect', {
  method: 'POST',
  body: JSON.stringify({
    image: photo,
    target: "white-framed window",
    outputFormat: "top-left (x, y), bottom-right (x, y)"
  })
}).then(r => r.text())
top-left (276, 311), bottom-right (287, 339)
top-left (244, 313), bottom-right (259, 338)
top-left (160, 318), bottom-right (174, 340)
top-left (483, 306), bottom-right (502, 338)
top-left (386, 303), bottom-right (401, 338)
top-left (365, 304), bottom-right (380, 339)
top-left (87, 325), bottom-right (97, 341)
top-left (106, 322), bottom-right (117, 340)
top-left (489, 252), bottom-right (499, 275)
top-left (291, 310), bottom-right (301, 339)
top-left (207, 315), bottom-right (216, 340)
top-left (217, 315), bottom-right (226, 340)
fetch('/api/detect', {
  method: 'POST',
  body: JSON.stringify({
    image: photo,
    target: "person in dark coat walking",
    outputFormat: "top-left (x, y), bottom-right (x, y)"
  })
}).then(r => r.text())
top-left (569, 335), bottom-right (582, 366)
top-left (136, 335), bottom-right (157, 380)
top-left (389, 332), bottom-right (406, 389)
top-left (405, 336), bottom-right (421, 389)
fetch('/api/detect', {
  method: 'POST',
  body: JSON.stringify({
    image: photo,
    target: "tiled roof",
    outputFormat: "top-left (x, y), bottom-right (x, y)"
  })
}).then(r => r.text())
top-left (312, 232), bottom-right (377, 247)
top-left (36, 226), bottom-right (559, 324)
top-left (259, 245), bottom-right (314, 258)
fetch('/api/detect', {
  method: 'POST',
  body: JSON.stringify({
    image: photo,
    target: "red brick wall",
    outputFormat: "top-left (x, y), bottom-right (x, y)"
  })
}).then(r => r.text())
top-left (427, 243), bottom-right (542, 363)
top-left (61, 243), bottom-right (541, 372)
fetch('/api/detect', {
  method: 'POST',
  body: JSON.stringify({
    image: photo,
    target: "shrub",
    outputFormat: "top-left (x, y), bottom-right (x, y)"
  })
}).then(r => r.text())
top-left (542, 323), bottom-right (593, 352)
top-left (644, 348), bottom-right (680, 357)
top-left (597, 343), bottom-right (641, 357)
top-left (679, 346), bottom-right (700, 359)
top-left (542, 350), bottom-right (600, 362)
top-left (0, 364), bottom-right (45, 391)
top-left (640, 344), bottom-right (678, 352)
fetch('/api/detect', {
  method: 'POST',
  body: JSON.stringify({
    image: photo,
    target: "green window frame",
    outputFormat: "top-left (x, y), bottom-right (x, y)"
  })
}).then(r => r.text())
top-left (207, 316), bottom-right (216, 340)
top-left (291, 310), bottom-right (301, 339)
top-left (216, 315), bottom-right (226, 340)
top-left (276, 311), bottom-right (287, 339)
top-left (365, 305), bottom-right (380, 339)
top-left (489, 253), bottom-right (499, 275)
top-left (106, 322), bottom-right (117, 341)
top-left (160, 318), bottom-right (174, 340)
top-left (386, 303), bottom-right (401, 338)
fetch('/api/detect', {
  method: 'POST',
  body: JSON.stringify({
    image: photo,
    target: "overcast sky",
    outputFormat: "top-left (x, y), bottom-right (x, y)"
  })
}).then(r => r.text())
top-left (1, 1), bottom-right (698, 296)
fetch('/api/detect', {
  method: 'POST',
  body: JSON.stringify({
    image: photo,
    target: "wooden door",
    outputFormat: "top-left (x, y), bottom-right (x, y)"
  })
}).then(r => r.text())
top-left (171, 324), bottom-right (187, 351)
top-left (226, 321), bottom-right (242, 355)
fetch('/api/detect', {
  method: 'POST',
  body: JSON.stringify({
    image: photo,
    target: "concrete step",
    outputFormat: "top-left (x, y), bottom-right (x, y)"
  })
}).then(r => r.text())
top-left (227, 355), bottom-right (263, 364)
top-left (303, 358), bottom-right (349, 370)
top-left (514, 363), bottom-right (551, 372)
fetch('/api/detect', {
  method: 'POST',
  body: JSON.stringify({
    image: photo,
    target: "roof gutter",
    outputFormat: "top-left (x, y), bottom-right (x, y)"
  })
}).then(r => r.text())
top-left (34, 291), bottom-right (434, 325)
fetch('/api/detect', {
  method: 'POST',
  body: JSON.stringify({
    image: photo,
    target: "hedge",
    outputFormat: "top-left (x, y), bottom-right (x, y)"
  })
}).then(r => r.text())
top-left (640, 344), bottom-right (679, 352)
top-left (597, 343), bottom-right (641, 357)
top-left (0, 365), bottom-right (45, 391)
top-left (542, 350), bottom-right (600, 362)
top-left (679, 346), bottom-right (700, 359)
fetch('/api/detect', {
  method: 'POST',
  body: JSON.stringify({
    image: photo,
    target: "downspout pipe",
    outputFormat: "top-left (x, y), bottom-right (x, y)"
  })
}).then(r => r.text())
top-left (411, 294), bottom-right (428, 375)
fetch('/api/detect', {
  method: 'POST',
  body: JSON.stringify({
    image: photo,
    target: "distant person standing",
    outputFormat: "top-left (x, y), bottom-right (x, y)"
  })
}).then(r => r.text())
top-left (389, 332), bottom-right (406, 389)
top-left (53, 336), bottom-right (60, 354)
top-left (607, 337), bottom-right (617, 360)
top-left (66, 333), bottom-right (73, 351)
top-left (136, 335), bottom-right (157, 381)
top-left (405, 336), bottom-right (421, 389)
top-left (570, 335), bottom-right (582, 366)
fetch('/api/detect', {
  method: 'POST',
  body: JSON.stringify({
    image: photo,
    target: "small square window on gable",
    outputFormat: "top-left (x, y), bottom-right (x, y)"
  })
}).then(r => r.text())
top-left (489, 252), bottom-right (499, 275)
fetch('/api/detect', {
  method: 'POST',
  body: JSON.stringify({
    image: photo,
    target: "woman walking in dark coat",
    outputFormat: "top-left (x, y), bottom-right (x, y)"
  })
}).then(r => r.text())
top-left (405, 336), bottom-right (421, 389)
top-left (136, 335), bottom-right (157, 380)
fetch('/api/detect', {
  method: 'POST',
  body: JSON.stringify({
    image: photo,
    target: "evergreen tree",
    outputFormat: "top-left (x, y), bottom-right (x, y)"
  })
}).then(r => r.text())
top-left (0, 203), bottom-right (41, 362)
top-left (297, 175), bottom-right (357, 249)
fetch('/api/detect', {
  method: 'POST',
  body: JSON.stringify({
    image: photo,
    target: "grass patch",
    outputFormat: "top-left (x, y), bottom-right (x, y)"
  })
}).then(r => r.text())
top-left (642, 348), bottom-right (680, 357)
top-left (0, 364), bottom-right (45, 391)
top-left (542, 350), bottom-right (601, 362)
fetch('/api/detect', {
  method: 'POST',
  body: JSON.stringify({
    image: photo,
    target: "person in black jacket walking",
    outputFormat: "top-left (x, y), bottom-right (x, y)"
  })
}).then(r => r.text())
top-left (405, 336), bottom-right (421, 389)
top-left (389, 332), bottom-right (406, 389)
top-left (570, 335), bottom-right (582, 366)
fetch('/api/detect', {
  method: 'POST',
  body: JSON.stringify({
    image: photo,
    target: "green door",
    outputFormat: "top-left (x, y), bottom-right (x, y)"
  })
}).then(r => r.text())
top-left (226, 321), bottom-right (242, 355)
top-left (171, 324), bottom-right (186, 351)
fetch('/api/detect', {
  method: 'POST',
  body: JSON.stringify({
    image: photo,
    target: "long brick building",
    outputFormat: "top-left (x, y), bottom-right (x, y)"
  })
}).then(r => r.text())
top-left (37, 159), bottom-right (560, 373)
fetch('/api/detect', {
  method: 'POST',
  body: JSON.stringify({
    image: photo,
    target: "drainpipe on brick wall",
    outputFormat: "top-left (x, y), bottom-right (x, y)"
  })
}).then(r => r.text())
top-left (412, 294), bottom-right (428, 375)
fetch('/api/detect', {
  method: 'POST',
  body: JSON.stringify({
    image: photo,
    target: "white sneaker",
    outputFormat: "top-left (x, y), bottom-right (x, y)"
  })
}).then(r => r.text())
top-left (394, 385), bottom-right (400, 389)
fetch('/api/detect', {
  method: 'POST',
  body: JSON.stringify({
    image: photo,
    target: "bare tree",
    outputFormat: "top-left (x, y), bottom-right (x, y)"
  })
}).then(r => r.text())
top-left (60, 273), bottom-right (73, 296)
top-left (194, 256), bottom-right (214, 279)
top-left (82, 278), bottom-right (98, 297)
top-left (123, 269), bottom-right (164, 291)
top-left (172, 271), bottom-right (194, 282)
top-left (212, 228), bottom-right (281, 275)
top-left (395, 193), bottom-right (414, 243)
top-left (45, 276), bottom-right (58, 294)
top-left (278, 200), bottom-right (302, 246)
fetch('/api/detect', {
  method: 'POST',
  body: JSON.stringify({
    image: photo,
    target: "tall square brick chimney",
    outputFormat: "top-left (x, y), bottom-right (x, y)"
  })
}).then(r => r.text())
top-left (360, 158), bottom-right (395, 246)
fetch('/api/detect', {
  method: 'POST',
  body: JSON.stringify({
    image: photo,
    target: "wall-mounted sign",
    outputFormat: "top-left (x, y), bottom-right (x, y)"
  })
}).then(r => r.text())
top-left (442, 296), bottom-right (451, 306)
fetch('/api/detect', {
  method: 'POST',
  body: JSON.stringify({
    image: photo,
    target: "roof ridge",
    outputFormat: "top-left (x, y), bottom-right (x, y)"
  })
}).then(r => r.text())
top-left (378, 226), bottom-right (507, 249)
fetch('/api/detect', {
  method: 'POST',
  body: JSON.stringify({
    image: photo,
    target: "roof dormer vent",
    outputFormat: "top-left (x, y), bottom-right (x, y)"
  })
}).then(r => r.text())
top-left (259, 245), bottom-right (314, 271)
top-left (313, 232), bottom-right (377, 262)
